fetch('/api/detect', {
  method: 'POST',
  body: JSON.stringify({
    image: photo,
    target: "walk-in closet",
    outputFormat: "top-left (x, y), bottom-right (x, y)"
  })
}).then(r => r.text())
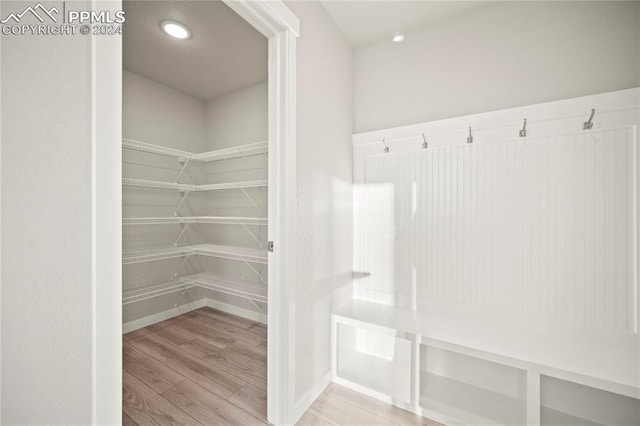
top-left (121, 2), bottom-right (270, 424)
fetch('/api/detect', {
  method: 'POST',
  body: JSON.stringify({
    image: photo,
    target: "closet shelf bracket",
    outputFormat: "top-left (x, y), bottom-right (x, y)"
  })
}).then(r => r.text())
top-left (240, 222), bottom-right (265, 249)
top-left (243, 259), bottom-right (265, 282)
top-left (173, 282), bottom-right (196, 308)
top-left (172, 255), bottom-right (191, 278)
top-left (174, 190), bottom-right (191, 215)
top-left (173, 223), bottom-right (191, 247)
top-left (240, 186), bottom-right (263, 216)
top-left (246, 297), bottom-right (264, 313)
top-left (240, 151), bottom-right (261, 180)
top-left (174, 158), bottom-right (191, 183)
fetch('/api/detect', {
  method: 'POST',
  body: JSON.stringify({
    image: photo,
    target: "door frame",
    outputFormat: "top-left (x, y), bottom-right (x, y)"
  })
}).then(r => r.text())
top-left (91, 1), bottom-right (299, 424)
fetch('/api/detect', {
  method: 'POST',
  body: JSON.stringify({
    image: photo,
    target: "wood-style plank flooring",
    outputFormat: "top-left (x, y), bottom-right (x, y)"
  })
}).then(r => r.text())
top-left (123, 308), bottom-right (440, 425)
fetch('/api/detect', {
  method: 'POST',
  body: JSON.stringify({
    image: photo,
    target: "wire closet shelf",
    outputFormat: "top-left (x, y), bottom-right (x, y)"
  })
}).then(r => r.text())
top-left (122, 273), bottom-right (267, 305)
top-left (122, 136), bottom-right (269, 307)
top-left (122, 138), bottom-right (268, 162)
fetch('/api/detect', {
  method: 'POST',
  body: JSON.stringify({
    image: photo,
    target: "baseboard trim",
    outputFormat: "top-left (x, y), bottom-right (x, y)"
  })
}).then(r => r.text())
top-left (122, 299), bottom-right (205, 333)
top-left (122, 296), bottom-right (267, 333)
top-left (292, 371), bottom-right (332, 423)
top-left (204, 298), bottom-right (267, 324)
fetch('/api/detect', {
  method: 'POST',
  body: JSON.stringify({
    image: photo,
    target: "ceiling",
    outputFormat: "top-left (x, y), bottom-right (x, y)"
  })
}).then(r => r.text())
top-left (321, 1), bottom-right (497, 48)
top-left (123, 1), bottom-right (267, 101)
top-left (122, 1), bottom-right (495, 99)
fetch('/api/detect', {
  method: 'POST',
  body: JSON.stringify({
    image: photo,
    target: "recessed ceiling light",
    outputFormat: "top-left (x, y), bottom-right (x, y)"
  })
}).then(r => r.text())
top-left (392, 34), bottom-right (404, 43)
top-left (161, 20), bottom-right (191, 40)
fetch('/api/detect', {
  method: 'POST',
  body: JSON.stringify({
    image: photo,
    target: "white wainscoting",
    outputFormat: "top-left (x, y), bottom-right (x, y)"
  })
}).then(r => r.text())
top-left (362, 127), bottom-right (635, 332)
top-left (353, 88), bottom-right (640, 336)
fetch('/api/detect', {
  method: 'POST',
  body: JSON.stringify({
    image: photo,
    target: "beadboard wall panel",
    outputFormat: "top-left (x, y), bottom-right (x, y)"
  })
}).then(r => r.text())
top-left (353, 88), bottom-right (640, 337)
top-left (362, 128), bottom-right (636, 331)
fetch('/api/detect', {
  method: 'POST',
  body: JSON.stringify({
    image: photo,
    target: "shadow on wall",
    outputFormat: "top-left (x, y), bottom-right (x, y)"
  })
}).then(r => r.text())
top-left (296, 173), bottom-right (354, 400)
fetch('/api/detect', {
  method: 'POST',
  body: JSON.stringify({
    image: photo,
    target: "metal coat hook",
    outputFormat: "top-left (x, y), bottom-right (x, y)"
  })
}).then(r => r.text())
top-left (519, 118), bottom-right (527, 137)
top-left (422, 133), bottom-right (428, 149)
top-left (467, 126), bottom-right (473, 144)
top-left (583, 109), bottom-right (595, 130)
top-left (382, 139), bottom-right (389, 153)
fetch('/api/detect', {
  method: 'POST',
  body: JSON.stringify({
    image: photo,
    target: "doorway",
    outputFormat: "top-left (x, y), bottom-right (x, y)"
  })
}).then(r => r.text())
top-left (121, 0), bottom-right (269, 423)
top-left (91, 1), bottom-right (299, 424)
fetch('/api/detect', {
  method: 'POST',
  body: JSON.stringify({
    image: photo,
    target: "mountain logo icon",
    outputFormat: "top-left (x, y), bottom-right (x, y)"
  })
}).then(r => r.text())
top-left (1, 3), bottom-right (60, 24)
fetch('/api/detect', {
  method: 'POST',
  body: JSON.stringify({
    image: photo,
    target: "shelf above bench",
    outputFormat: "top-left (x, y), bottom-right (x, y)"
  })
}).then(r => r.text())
top-left (123, 138), bottom-right (268, 162)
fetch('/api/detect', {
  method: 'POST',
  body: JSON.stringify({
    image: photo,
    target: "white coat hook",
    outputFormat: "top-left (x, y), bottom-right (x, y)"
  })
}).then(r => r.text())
top-left (519, 118), bottom-right (527, 137)
top-left (467, 126), bottom-right (473, 144)
top-left (583, 108), bottom-right (595, 130)
top-left (422, 133), bottom-right (428, 149)
top-left (382, 139), bottom-right (389, 153)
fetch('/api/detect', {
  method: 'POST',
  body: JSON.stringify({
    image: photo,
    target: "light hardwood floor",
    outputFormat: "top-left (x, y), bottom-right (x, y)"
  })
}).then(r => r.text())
top-left (123, 307), bottom-right (440, 425)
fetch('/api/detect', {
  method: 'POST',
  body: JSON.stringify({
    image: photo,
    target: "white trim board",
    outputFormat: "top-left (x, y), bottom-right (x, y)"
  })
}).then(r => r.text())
top-left (353, 88), bottom-right (640, 148)
top-left (0, 2), bottom-right (3, 419)
top-left (293, 372), bottom-right (332, 422)
top-left (0, 1), bottom-right (3, 420)
top-left (205, 297), bottom-right (268, 325)
top-left (223, 3), bottom-right (301, 423)
top-left (122, 299), bottom-right (206, 334)
top-left (263, 26), bottom-right (299, 426)
top-left (91, 0), bottom-right (123, 423)
top-left (122, 297), bottom-right (266, 334)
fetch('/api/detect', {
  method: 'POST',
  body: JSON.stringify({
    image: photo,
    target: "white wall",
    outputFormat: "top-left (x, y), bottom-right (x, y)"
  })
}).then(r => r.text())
top-left (123, 70), bottom-right (206, 153)
top-left (206, 81), bottom-right (268, 149)
top-left (355, 1), bottom-right (640, 133)
top-left (284, 0), bottom-right (355, 407)
top-left (1, 3), bottom-right (93, 423)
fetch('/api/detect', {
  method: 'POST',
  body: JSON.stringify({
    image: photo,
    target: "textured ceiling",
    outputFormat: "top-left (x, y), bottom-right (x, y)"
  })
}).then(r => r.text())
top-left (321, 1), bottom-right (497, 48)
top-left (123, 1), bottom-right (267, 101)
